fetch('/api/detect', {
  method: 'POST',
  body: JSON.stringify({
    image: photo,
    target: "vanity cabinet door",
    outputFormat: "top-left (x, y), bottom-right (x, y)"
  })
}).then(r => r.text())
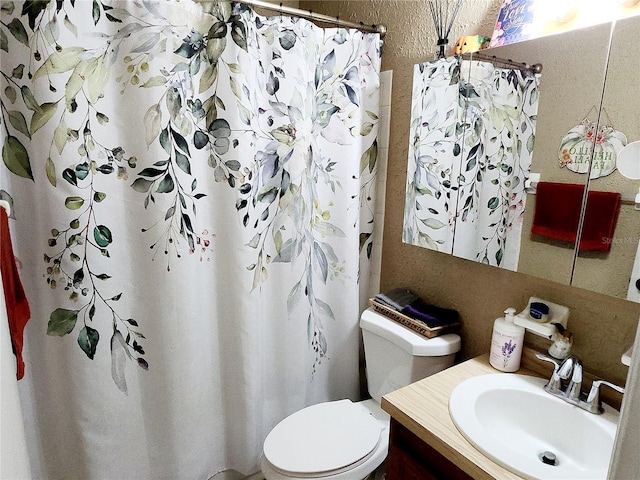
top-left (386, 445), bottom-right (438, 480)
top-left (385, 419), bottom-right (473, 480)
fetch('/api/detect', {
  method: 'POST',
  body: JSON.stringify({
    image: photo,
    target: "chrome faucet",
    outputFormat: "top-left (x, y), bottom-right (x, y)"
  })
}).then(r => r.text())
top-left (535, 353), bottom-right (624, 415)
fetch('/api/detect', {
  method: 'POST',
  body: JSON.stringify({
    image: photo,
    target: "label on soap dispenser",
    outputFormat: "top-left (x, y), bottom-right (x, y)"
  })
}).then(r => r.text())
top-left (490, 331), bottom-right (523, 372)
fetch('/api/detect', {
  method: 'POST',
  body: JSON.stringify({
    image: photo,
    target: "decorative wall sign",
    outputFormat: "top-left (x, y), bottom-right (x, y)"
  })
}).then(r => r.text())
top-left (558, 119), bottom-right (628, 179)
top-left (489, 0), bottom-right (536, 48)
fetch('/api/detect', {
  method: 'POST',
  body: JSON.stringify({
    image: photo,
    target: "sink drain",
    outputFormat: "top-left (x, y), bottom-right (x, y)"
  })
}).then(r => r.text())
top-left (539, 451), bottom-right (558, 466)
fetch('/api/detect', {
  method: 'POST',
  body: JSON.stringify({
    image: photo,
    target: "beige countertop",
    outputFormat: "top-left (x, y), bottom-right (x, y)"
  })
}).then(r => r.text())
top-left (381, 353), bottom-right (536, 480)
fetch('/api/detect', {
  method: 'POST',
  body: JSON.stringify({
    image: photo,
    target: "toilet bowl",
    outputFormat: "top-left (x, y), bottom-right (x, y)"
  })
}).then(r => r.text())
top-left (261, 399), bottom-right (389, 480)
top-left (261, 308), bottom-right (461, 480)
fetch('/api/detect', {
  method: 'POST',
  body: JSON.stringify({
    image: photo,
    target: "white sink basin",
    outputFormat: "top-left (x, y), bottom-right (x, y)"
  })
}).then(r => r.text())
top-left (449, 374), bottom-right (619, 480)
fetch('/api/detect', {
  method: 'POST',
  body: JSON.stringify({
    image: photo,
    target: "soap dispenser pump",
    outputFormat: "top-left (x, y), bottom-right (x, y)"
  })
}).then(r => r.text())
top-left (490, 307), bottom-right (525, 372)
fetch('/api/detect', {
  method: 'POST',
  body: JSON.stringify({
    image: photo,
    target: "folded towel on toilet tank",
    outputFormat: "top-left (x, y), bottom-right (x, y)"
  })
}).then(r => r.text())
top-left (374, 288), bottom-right (459, 329)
top-left (374, 288), bottom-right (419, 311)
top-left (401, 299), bottom-right (459, 329)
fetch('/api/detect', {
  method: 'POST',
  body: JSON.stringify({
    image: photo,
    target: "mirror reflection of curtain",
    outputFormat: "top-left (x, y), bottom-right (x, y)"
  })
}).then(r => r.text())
top-left (403, 57), bottom-right (462, 252)
top-left (454, 60), bottom-right (540, 269)
top-left (403, 58), bottom-right (541, 271)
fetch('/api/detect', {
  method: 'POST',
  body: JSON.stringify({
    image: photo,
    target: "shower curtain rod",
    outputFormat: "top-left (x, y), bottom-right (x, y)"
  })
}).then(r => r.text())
top-left (461, 52), bottom-right (543, 74)
top-left (234, 0), bottom-right (387, 37)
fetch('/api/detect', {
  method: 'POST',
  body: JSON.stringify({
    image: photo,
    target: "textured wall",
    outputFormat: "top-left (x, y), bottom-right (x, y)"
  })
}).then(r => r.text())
top-left (300, 0), bottom-right (640, 386)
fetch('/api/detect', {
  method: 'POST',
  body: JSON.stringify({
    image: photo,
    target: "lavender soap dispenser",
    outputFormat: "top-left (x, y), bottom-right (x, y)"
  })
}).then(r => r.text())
top-left (489, 307), bottom-right (525, 372)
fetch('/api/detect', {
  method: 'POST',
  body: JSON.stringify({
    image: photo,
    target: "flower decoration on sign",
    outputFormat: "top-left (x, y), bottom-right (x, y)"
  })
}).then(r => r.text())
top-left (558, 113), bottom-right (628, 179)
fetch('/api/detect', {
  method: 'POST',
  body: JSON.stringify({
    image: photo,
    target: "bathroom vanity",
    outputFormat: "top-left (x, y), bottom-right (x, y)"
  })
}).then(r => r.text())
top-left (381, 352), bottom-right (624, 480)
top-left (381, 355), bottom-right (525, 479)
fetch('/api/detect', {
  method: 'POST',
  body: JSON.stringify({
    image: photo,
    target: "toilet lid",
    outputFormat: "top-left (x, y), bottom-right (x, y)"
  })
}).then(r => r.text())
top-left (263, 399), bottom-right (383, 475)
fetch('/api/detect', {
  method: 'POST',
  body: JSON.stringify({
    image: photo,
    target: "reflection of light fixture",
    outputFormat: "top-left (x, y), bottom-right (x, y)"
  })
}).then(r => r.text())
top-left (492, 0), bottom-right (640, 48)
top-left (537, 0), bottom-right (608, 34)
top-left (617, 0), bottom-right (640, 8)
top-left (547, 0), bottom-right (579, 24)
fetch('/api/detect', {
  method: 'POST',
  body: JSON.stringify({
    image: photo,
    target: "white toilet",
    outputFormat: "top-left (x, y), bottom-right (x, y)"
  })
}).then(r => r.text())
top-left (261, 307), bottom-right (461, 480)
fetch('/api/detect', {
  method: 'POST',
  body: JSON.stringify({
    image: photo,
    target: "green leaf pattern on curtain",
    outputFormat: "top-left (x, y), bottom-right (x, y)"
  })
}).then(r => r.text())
top-left (0, 0), bottom-right (380, 389)
top-left (403, 57), bottom-right (461, 251)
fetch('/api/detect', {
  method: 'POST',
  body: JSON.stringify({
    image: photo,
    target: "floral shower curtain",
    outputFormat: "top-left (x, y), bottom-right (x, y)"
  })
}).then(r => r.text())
top-left (0, 1), bottom-right (381, 478)
top-left (403, 57), bottom-right (540, 270)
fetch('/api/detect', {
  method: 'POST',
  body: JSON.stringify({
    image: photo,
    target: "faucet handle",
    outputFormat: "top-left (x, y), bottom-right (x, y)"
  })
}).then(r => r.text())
top-left (535, 353), bottom-right (560, 370)
top-left (585, 379), bottom-right (625, 414)
top-left (535, 353), bottom-right (562, 391)
top-left (561, 356), bottom-right (583, 402)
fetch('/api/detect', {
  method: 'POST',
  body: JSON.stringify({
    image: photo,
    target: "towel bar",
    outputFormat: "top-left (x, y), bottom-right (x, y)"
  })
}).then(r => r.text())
top-left (525, 184), bottom-right (639, 209)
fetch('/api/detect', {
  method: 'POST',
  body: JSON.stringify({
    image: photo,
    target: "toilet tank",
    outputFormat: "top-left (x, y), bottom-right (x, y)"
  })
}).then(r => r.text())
top-left (360, 308), bottom-right (461, 403)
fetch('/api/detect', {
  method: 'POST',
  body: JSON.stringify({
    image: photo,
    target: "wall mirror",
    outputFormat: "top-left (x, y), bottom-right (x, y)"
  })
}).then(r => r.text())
top-left (404, 14), bottom-right (640, 301)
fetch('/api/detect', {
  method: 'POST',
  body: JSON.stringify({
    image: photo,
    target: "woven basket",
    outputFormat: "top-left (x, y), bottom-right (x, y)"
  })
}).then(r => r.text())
top-left (369, 298), bottom-right (460, 339)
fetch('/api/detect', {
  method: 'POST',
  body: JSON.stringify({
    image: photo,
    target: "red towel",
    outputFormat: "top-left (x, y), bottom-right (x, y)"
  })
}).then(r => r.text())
top-left (1, 207), bottom-right (31, 379)
top-left (532, 182), bottom-right (621, 252)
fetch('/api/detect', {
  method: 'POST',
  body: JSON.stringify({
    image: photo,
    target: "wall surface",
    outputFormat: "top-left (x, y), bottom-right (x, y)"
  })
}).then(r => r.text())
top-left (300, 0), bottom-right (640, 386)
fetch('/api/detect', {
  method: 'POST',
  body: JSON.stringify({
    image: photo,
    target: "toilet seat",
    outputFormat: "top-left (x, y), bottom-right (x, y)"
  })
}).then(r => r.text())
top-left (262, 399), bottom-right (387, 479)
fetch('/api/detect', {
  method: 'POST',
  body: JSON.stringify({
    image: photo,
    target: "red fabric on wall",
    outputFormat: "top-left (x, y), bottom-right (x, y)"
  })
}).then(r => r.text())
top-left (531, 182), bottom-right (621, 252)
top-left (0, 207), bottom-right (31, 379)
